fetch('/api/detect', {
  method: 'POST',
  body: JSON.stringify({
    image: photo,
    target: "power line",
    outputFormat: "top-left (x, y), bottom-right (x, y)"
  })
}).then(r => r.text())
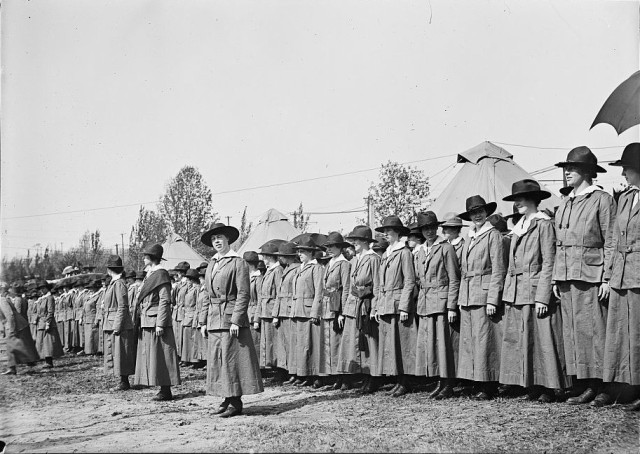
top-left (494, 141), bottom-right (624, 151)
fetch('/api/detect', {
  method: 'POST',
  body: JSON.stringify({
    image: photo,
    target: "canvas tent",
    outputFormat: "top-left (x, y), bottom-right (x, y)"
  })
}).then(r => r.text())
top-left (161, 233), bottom-right (206, 270)
top-left (237, 208), bottom-right (301, 254)
top-left (429, 141), bottom-right (561, 218)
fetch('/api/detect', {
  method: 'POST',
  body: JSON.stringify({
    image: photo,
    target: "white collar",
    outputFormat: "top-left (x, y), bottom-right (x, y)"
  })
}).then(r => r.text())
top-left (213, 249), bottom-right (240, 261)
top-left (387, 241), bottom-right (405, 254)
top-left (329, 255), bottom-right (348, 267)
top-left (423, 236), bottom-right (446, 250)
top-left (569, 184), bottom-right (601, 198)
top-left (511, 211), bottom-right (550, 236)
top-left (180, 276), bottom-right (188, 283)
top-left (250, 270), bottom-right (262, 278)
top-left (469, 222), bottom-right (493, 239)
top-left (301, 259), bottom-right (318, 269)
top-left (357, 248), bottom-right (376, 258)
top-left (110, 274), bottom-right (122, 283)
top-left (449, 236), bottom-right (463, 246)
top-left (267, 262), bottom-right (280, 271)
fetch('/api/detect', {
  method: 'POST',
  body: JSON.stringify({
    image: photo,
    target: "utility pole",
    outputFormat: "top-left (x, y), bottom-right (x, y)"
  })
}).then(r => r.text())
top-left (120, 233), bottom-right (125, 264)
top-left (115, 244), bottom-right (119, 255)
top-left (226, 216), bottom-right (231, 225)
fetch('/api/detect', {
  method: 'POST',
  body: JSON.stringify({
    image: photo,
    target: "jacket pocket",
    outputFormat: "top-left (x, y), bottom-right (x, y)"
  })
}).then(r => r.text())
top-left (481, 275), bottom-right (491, 291)
top-left (224, 302), bottom-right (235, 315)
top-left (583, 247), bottom-right (603, 266)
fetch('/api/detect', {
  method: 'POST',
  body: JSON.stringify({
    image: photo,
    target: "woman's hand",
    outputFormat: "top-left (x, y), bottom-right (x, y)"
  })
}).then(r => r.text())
top-left (311, 317), bottom-right (320, 325)
top-left (598, 282), bottom-right (610, 302)
top-left (230, 323), bottom-right (239, 337)
top-left (200, 326), bottom-right (207, 337)
top-left (253, 322), bottom-right (260, 330)
top-left (373, 311), bottom-right (380, 323)
top-left (338, 315), bottom-right (345, 329)
top-left (535, 302), bottom-right (548, 318)
top-left (448, 309), bottom-right (457, 324)
top-left (273, 317), bottom-right (280, 327)
top-left (400, 310), bottom-right (409, 322)
top-left (486, 304), bottom-right (496, 317)
top-left (114, 331), bottom-right (120, 336)
top-left (552, 284), bottom-right (561, 300)
top-left (155, 326), bottom-right (164, 337)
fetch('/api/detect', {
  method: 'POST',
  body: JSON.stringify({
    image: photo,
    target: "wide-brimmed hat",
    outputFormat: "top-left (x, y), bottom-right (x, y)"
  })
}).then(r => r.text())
top-left (243, 251), bottom-right (260, 263)
top-left (275, 242), bottom-right (298, 257)
top-left (372, 236), bottom-right (389, 252)
top-left (257, 260), bottom-right (267, 272)
top-left (260, 242), bottom-right (281, 256)
top-left (441, 212), bottom-right (464, 228)
top-left (294, 236), bottom-right (324, 252)
top-left (375, 215), bottom-right (410, 236)
top-left (201, 223), bottom-right (240, 246)
top-left (415, 211), bottom-right (444, 229)
top-left (172, 261), bottom-right (190, 273)
top-left (196, 261), bottom-right (208, 270)
top-left (609, 142), bottom-right (640, 172)
top-left (105, 255), bottom-right (124, 272)
top-left (198, 267), bottom-right (207, 276)
top-left (142, 244), bottom-right (166, 261)
top-left (185, 269), bottom-right (199, 280)
top-left (36, 279), bottom-right (50, 290)
top-left (503, 179), bottom-right (551, 202)
top-left (124, 269), bottom-right (136, 279)
top-left (487, 213), bottom-right (508, 233)
top-left (559, 186), bottom-right (573, 196)
top-left (344, 225), bottom-right (377, 243)
top-left (407, 223), bottom-right (425, 241)
top-left (135, 270), bottom-right (146, 280)
top-left (62, 266), bottom-right (74, 276)
top-left (555, 146), bottom-right (607, 173)
top-left (323, 232), bottom-right (351, 249)
top-left (458, 195), bottom-right (497, 222)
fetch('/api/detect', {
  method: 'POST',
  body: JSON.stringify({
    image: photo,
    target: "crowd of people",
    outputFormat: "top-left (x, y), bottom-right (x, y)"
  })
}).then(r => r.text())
top-left (1, 144), bottom-right (640, 418)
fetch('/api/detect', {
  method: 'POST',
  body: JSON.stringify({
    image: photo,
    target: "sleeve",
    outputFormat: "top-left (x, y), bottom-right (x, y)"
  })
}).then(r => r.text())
top-left (487, 231), bottom-right (507, 307)
top-left (0, 299), bottom-right (17, 335)
top-left (113, 281), bottom-right (130, 332)
top-left (198, 289), bottom-right (210, 327)
top-left (444, 245), bottom-right (461, 310)
top-left (535, 220), bottom-right (557, 305)
top-left (338, 262), bottom-right (351, 315)
top-left (370, 255), bottom-right (381, 312)
top-left (600, 193), bottom-right (617, 283)
top-left (46, 295), bottom-right (55, 325)
top-left (271, 279), bottom-right (282, 319)
top-left (310, 265), bottom-right (325, 319)
top-left (398, 249), bottom-right (417, 313)
top-left (231, 259), bottom-right (250, 326)
top-left (16, 297), bottom-right (27, 318)
top-left (604, 195), bottom-right (620, 282)
top-left (157, 284), bottom-right (172, 328)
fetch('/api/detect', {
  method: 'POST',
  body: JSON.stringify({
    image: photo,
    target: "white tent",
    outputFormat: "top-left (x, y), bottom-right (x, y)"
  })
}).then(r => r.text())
top-left (429, 141), bottom-right (561, 218)
top-left (237, 208), bottom-right (301, 254)
top-left (161, 233), bottom-right (206, 270)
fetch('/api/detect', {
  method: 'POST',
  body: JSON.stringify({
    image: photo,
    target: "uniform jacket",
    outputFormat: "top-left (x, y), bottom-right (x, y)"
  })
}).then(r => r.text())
top-left (606, 189), bottom-right (640, 289)
top-left (503, 215), bottom-right (556, 305)
top-left (36, 294), bottom-right (56, 329)
top-left (195, 285), bottom-right (209, 328)
top-left (459, 224), bottom-right (507, 307)
top-left (102, 278), bottom-right (134, 332)
top-left (343, 250), bottom-right (380, 318)
top-left (64, 290), bottom-right (76, 321)
top-left (11, 295), bottom-right (29, 321)
top-left (199, 251), bottom-right (251, 330)
top-left (54, 295), bottom-right (65, 322)
top-left (0, 296), bottom-right (29, 335)
top-left (290, 261), bottom-right (324, 319)
top-left (74, 289), bottom-right (88, 321)
top-left (553, 187), bottom-right (615, 283)
top-left (82, 290), bottom-right (101, 325)
top-left (259, 265), bottom-right (283, 319)
top-left (182, 283), bottom-right (199, 328)
top-left (248, 272), bottom-right (262, 324)
top-left (27, 298), bottom-right (38, 324)
top-left (127, 282), bottom-right (141, 319)
top-left (273, 263), bottom-right (298, 318)
top-left (450, 237), bottom-right (465, 267)
top-left (137, 267), bottom-right (173, 329)
top-left (414, 238), bottom-right (460, 316)
top-left (321, 257), bottom-right (350, 319)
top-left (375, 243), bottom-right (416, 315)
top-left (173, 280), bottom-right (188, 322)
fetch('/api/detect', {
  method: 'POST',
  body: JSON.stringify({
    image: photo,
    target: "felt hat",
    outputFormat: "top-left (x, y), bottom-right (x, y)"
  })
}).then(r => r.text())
top-left (407, 223), bottom-right (425, 242)
top-left (457, 195), bottom-right (497, 222)
top-left (135, 271), bottom-right (146, 280)
top-left (62, 266), bottom-right (74, 276)
top-left (243, 251), bottom-right (260, 263)
top-left (344, 225), bottom-right (377, 243)
top-left (374, 215), bottom-right (410, 236)
top-left (609, 142), bottom-right (640, 172)
top-left (275, 242), bottom-right (298, 257)
top-left (294, 236), bottom-right (324, 252)
top-left (141, 244), bottom-right (166, 261)
top-left (201, 223), bottom-right (240, 246)
top-left (199, 267), bottom-right (207, 276)
top-left (196, 261), bottom-right (208, 270)
top-left (441, 212), bottom-right (464, 228)
top-left (323, 232), bottom-right (351, 249)
top-left (502, 179), bottom-right (551, 202)
top-left (555, 146), bottom-right (607, 173)
top-left (487, 213), bottom-right (508, 233)
top-left (257, 260), bottom-right (267, 272)
top-left (260, 239), bottom-right (287, 251)
top-left (259, 242), bottom-right (281, 256)
top-left (372, 236), bottom-right (389, 252)
top-left (415, 211), bottom-right (444, 229)
top-left (185, 269), bottom-right (200, 280)
top-left (172, 261), bottom-right (190, 272)
top-left (105, 255), bottom-right (124, 272)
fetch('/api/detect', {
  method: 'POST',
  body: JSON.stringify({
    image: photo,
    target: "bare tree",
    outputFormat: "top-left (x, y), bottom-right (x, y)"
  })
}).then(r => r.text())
top-left (292, 203), bottom-right (310, 233)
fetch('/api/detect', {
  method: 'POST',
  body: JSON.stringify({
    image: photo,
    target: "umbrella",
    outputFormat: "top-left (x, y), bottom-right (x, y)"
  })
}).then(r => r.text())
top-left (591, 70), bottom-right (640, 135)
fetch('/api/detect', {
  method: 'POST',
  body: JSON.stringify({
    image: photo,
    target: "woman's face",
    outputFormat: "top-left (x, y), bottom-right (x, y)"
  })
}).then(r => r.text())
top-left (470, 208), bottom-right (488, 228)
top-left (383, 227), bottom-right (400, 243)
top-left (327, 245), bottom-right (342, 258)
top-left (564, 165), bottom-right (588, 188)
top-left (298, 250), bottom-right (313, 263)
top-left (211, 234), bottom-right (229, 252)
top-left (143, 255), bottom-right (152, 267)
top-left (442, 226), bottom-right (460, 241)
top-left (513, 197), bottom-right (538, 216)
top-left (622, 166), bottom-right (640, 187)
top-left (421, 225), bottom-right (438, 243)
top-left (353, 240), bottom-right (365, 254)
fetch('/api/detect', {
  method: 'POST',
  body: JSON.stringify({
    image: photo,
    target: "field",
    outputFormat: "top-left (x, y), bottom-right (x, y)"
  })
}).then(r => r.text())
top-left (1, 353), bottom-right (639, 453)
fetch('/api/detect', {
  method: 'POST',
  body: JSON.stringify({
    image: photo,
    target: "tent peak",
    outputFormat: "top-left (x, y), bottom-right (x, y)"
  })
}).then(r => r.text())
top-left (257, 208), bottom-right (290, 225)
top-left (457, 141), bottom-right (514, 164)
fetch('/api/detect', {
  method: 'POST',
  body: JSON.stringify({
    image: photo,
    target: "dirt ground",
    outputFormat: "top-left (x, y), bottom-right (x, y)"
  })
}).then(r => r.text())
top-left (1, 353), bottom-right (639, 453)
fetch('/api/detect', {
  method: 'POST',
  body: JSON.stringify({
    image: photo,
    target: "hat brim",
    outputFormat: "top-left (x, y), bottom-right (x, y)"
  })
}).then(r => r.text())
top-left (344, 235), bottom-right (378, 243)
top-left (273, 251), bottom-right (298, 257)
top-left (609, 160), bottom-right (640, 170)
top-left (458, 202), bottom-right (497, 222)
top-left (294, 245), bottom-right (324, 252)
top-left (415, 221), bottom-right (445, 229)
top-left (201, 226), bottom-right (240, 246)
top-left (374, 225), bottom-right (411, 236)
top-left (107, 266), bottom-right (125, 272)
top-left (503, 190), bottom-right (551, 202)
top-left (555, 161), bottom-right (607, 173)
top-left (440, 221), bottom-right (463, 228)
top-left (141, 250), bottom-right (167, 261)
top-left (323, 241), bottom-right (352, 250)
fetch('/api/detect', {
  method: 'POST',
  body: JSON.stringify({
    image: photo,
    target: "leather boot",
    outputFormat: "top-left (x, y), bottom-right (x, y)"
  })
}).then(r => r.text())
top-left (622, 398), bottom-right (640, 411)
top-left (152, 386), bottom-right (173, 401)
top-left (566, 387), bottom-right (597, 405)
top-left (43, 357), bottom-right (54, 368)
top-left (428, 380), bottom-right (444, 398)
top-left (213, 398), bottom-right (231, 414)
top-left (293, 377), bottom-right (305, 386)
top-left (2, 366), bottom-right (17, 375)
top-left (332, 376), bottom-right (343, 390)
top-left (313, 378), bottom-right (325, 389)
top-left (117, 376), bottom-right (131, 391)
top-left (219, 397), bottom-right (243, 418)
top-left (537, 388), bottom-right (556, 403)
top-left (392, 376), bottom-right (410, 397)
top-left (387, 383), bottom-right (401, 395)
top-left (286, 375), bottom-right (297, 385)
top-left (434, 381), bottom-right (455, 400)
top-left (340, 378), bottom-right (353, 391)
top-left (590, 392), bottom-right (613, 407)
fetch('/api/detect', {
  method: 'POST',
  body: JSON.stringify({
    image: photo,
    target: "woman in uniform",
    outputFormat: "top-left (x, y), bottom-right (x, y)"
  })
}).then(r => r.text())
top-left (82, 277), bottom-right (102, 356)
top-left (180, 269), bottom-right (201, 367)
top-left (259, 242), bottom-right (286, 380)
top-left (34, 280), bottom-right (64, 368)
top-left (0, 282), bottom-right (39, 375)
top-left (553, 147), bottom-right (615, 405)
top-left (198, 223), bottom-right (263, 418)
top-left (457, 195), bottom-right (507, 400)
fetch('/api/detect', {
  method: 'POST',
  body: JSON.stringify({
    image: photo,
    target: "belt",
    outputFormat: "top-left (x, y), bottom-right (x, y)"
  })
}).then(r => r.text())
top-left (509, 264), bottom-right (541, 276)
top-left (211, 297), bottom-right (235, 305)
top-left (462, 268), bottom-right (492, 280)
top-left (617, 244), bottom-right (640, 253)
top-left (556, 240), bottom-right (604, 248)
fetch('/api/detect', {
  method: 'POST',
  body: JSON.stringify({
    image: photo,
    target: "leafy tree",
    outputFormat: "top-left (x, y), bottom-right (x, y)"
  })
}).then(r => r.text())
top-left (292, 203), bottom-right (310, 233)
top-left (367, 161), bottom-right (430, 225)
top-left (128, 206), bottom-right (170, 270)
top-left (160, 166), bottom-right (217, 256)
top-left (235, 206), bottom-right (253, 249)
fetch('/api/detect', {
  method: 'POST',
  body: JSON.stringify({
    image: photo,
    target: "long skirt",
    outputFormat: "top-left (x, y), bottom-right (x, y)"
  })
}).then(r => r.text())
top-left (205, 328), bottom-right (263, 397)
top-left (193, 326), bottom-right (207, 361)
top-left (70, 320), bottom-right (82, 348)
top-left (259, 319), bottom-right (277, 368)
top-left (337, 315), bottom-right (379, 375)
top-left (328, 318), bottom-right (342, 375)
top-left (63, 320), bottom-right (73, 350)
top-left (458, 305), bottom-right (503, 382)
top-left (377, 313), bottom-right (418, 376)
top-left (173, 320), bottom-right (182, 355)
top-left (294, 317), bottom-right (324, 376)
top-left (35, 326), bottom-right (64, 359)
top-left (287, 318), bottom-right (298, 374)
top-left (84, 323), bottom-right (100, 355)
top-left (415, 313), bottom-right (459, 379)
top-left (499, 302), bottom-right (571, 389)
top-left (181, 325), bottom-right (196, 362)
top-left (103, 330), bottom-right (136, 377)
top-left (30, 323), bottom-right (37, 340)
top-left (558, 281), bottom-right (607, 379)
top-left (5, 327), bottom-right (39, 367)
top-left (134, 327), bottom-right (181, 386)
top-left (250, 326), bottom-right (261, 358)
top-left (56, 320), bottom-right (65, 345)
top-left (603, 288), bottom-right (640, 385)
top-left (97, 320), bottom-right (104, 354)
top-left (274, 318), bottom-right (289, 370)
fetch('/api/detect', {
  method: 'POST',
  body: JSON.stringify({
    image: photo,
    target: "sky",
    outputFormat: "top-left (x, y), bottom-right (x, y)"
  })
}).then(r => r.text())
top-left (1, 0), bottom-right (639, 259)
